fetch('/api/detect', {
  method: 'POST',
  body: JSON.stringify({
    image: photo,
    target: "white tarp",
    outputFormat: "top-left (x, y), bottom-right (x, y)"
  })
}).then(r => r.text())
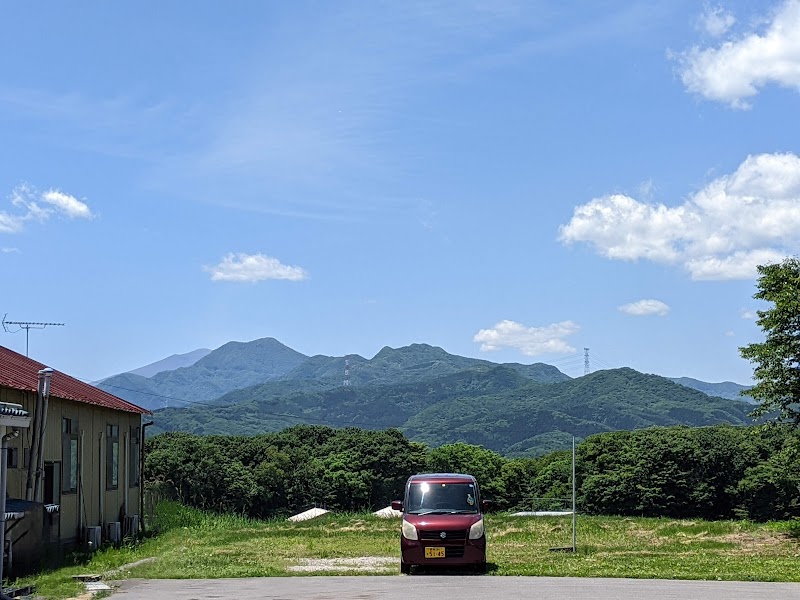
top-left (373, 506), bottom-right (403, 518)
top-left (288, 507), bottom-right (331, 522)
top-left (510, 511), bottom-right (574, 517)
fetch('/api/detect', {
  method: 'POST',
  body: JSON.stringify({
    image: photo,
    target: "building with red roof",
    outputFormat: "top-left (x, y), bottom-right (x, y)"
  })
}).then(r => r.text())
top-left (0, 345), bottom-right (150, 573)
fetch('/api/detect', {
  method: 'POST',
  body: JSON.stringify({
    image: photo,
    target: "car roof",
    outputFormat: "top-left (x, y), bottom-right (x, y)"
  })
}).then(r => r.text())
top-left (408, 473), bottom-right (477, 484)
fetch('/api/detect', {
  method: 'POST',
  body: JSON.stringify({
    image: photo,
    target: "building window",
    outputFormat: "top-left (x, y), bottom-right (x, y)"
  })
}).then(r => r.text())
top-left (129, 426), bottom-right (140, 488)
top-left (61, 418), bottom-right (78, 494)
top-left (106, 424), bottom-right (119, 490)
top-left (6, 447), bottom-right (18, 469)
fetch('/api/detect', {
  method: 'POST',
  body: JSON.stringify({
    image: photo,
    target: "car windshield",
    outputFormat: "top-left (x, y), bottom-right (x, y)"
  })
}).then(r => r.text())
top-left (406, 482), bottom-right (478, 514)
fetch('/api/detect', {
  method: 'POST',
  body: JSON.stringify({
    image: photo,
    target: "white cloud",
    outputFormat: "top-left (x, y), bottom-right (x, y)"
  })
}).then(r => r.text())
top-left (697, 4), bottom-right (736, 37)
top-left (2, 184), bottom-right (93, 233)
top-left (559, 153), bottom-right (800, 280)
top-left (724, 330), bottom-right (736, 337)
top-left (41, 189), bottom-right (93, 219)
top-left (678, 0), bottom-right (800, 108)
top-left (740, 309), bottom-right (757, 319)
top-left (1, 247), bottom-right (20, 253)
top-left (0, 213), bottom-right (25, 234)
top-left (473, 319), bottom-right (580, 356)
top-left (204, 253), bottom-right (308, 283)
top-left (618, 299), bottom-right (670, 316)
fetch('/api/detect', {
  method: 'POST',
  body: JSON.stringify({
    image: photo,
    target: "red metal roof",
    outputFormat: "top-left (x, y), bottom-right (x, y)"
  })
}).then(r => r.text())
top-left (0, 346), bottom-right (150, 415)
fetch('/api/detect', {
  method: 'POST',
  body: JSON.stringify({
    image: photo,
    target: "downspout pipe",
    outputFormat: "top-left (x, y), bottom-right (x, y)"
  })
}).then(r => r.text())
top-left (32, 368), bottom-right (53, 503)
top-left (78, 429), bottom-right (85, 538)
top-left (98, 432), bottom-right (104, 526)
top-left (24, 390), bottom-right (42, 501)
top-left (123, 430), bottom-right (128, 532)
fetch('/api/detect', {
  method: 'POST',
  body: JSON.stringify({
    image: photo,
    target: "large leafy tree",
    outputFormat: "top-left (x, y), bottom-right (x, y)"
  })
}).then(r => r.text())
top-left (740, 258), bottom-right (800, 424)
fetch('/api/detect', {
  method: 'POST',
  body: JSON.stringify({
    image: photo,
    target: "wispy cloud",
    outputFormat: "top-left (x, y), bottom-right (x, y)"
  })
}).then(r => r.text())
top-left (1, 247), bottom-right (20, 254)
top-left (559, 153), bottom-right (800, 280)
top-left (1, 184), bottom-right (93, 234)
top-left (677, 0), bottom-right (800, 108)
top-left (149, 3), bottom-right (676, 221)
top-left (0, 86), bottom-right (184, 160)
top-left (618, 299), bottom-right (670, 316)
top-left (740, 309), bottom-right (757, 320)
top-left (697, 4), bottom-right (736, 37)
top-left (204, 253), bottom-right (308, 283)
top-left (473, 319), bottom-right (580, 356)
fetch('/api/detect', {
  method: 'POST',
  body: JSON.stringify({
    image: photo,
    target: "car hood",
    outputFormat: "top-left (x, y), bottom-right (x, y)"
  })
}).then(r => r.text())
top-left (404, 513), bottom-right (482, 530)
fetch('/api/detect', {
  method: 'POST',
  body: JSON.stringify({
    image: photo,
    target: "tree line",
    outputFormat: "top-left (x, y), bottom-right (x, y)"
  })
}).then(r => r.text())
top-left (144, 423), bottom-right (800, 521)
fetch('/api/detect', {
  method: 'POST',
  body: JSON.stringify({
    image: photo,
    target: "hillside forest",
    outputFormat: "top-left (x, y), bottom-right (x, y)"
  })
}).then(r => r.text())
top-left (145, 423), bottom-right (800, 523)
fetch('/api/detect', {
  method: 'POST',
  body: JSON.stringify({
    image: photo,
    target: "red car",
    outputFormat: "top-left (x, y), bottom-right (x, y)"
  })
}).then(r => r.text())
top-left (391, 473), bottom-right (490, 574)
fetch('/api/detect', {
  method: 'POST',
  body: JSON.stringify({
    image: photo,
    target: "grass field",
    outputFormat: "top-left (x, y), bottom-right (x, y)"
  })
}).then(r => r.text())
top-left (19, 502), bottom-right (800, 599)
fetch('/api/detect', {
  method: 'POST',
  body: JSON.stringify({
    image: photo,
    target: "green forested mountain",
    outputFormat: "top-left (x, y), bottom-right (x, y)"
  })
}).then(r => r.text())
top-left (152, 366), bottom-right (754, 455)
top-left (281, 343), bottom-right (568, 386)
top-left (98, 338), bottom-right (309, 410)
top-left (97, 339), bottom-right (567, 411)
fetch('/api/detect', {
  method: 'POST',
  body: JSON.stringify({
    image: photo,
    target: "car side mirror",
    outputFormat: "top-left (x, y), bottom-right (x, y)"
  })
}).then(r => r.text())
top-left (391, 500), bottom-right (403, 512)
top-left (481, 500), bottom-right (492, 512)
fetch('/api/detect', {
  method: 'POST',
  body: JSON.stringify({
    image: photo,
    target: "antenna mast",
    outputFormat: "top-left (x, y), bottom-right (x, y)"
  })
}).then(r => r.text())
top-left (2, 314), bottom-right (64, 357)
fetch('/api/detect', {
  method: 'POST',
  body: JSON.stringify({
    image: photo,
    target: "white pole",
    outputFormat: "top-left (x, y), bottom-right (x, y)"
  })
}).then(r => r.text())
top-left (572, 436), bottom-right (576, 552)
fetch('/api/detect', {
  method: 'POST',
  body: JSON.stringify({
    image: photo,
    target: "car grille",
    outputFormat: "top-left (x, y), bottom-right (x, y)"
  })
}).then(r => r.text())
top-left (420, 529), bottom-right (467, 542)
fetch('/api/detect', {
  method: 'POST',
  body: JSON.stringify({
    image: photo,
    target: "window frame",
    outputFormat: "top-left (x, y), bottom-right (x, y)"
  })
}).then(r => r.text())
top-left (61, 417), bottom-right (79, 494)
top-left (106, 424), bottom-right (119, 491)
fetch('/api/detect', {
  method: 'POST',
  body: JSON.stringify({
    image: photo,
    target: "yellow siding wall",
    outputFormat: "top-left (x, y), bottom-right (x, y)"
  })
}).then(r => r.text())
top-left (1, 386), bottom-right (144, 544)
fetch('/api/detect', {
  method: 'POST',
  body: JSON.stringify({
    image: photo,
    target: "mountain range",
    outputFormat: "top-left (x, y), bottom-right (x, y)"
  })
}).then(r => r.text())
top-left (94, 337), bottom-right (756, 456)
top-left (97, 339), bottom-right (568, 411)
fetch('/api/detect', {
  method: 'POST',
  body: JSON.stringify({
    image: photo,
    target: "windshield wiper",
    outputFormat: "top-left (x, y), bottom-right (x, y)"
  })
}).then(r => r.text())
top-left (408, 509), bottom-right (475, 515)
top-left (407, 509), bottom-right (451, 515)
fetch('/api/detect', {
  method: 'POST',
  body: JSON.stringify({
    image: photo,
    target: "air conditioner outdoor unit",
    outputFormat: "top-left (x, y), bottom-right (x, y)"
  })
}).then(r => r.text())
top-left (125, 514), bottom-right (139, 536)
top-left (106, 521), bottom-right (121, 544)
top-left (86, 526), bottom-right (102, 550)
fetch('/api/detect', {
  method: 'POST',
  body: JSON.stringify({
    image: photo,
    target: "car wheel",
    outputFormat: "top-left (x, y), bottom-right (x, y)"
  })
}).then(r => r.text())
top-left (401, 561), bottom-right (411, 575)
top-left (473, 562), bottom-right (486, 574)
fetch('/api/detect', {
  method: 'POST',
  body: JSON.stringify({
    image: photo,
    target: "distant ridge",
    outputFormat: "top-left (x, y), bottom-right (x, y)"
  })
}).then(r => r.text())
top-left (97, 337), bottom-right (308, 410)
top-left (669, 376), bottom-right (754, 403)
top-left (127, 348), bottom-right (212, 378)
top-left (96, 340), bottom-right (567, 411)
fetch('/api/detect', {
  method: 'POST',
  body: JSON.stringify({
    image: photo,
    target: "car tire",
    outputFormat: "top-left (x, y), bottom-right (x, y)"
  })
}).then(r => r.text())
top-left (473, 561), bottom-right (487, 574)
top-left (401, 561), bottom-right (411, 575)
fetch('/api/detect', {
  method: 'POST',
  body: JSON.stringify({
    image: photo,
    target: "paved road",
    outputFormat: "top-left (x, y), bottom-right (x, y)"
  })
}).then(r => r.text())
top-left (114, 576), bottom-right (800, 600)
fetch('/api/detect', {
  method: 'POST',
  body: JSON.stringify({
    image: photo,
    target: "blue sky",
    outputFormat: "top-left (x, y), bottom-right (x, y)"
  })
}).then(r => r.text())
top-left (2, 1), bottom-right (800, 384)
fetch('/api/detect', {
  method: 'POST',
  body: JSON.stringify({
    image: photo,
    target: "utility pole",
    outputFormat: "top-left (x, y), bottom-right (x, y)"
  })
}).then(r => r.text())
top-left (2, 315), bottom-right (64, 357)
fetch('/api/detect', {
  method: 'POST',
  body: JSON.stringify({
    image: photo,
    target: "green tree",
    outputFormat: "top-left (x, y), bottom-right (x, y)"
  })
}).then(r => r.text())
top-left (740, 258), bottom-right (800, 424)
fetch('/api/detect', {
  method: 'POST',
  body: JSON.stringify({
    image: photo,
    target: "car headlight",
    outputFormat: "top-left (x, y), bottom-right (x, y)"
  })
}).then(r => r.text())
top-left (469, 518), bottom-right (485, 540)
top-left (402, 519), bottom-right (418, 540)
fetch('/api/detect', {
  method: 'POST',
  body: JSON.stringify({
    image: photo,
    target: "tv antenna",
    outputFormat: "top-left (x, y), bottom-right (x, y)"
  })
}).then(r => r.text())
top-left (2, 314), bottom-right (64, 357)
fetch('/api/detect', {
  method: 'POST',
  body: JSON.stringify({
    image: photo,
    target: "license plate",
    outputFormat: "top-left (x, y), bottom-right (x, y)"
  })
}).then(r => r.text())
top-left (424, 547), bottom-right (446, 558)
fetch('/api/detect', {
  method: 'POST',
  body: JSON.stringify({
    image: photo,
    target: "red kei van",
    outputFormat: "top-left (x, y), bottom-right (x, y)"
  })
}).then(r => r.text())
top-left (391, 473), bottom-right (490, 574)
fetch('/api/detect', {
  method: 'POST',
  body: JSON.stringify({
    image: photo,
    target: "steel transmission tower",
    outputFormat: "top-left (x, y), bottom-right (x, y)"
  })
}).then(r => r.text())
top-left (343, 356), bottom-right (351, 387)
top-left (584, 347), bottom-right (590, 376)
